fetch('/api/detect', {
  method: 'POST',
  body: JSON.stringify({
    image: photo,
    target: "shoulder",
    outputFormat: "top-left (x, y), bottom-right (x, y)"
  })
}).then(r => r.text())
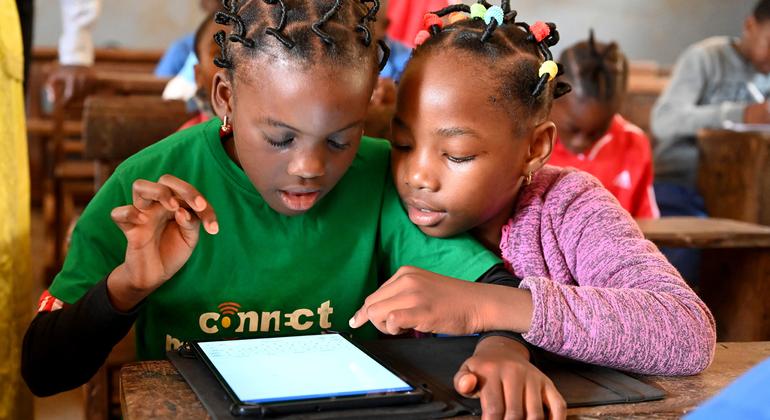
top-left (515, 166), bottom-right (615, 222)
top-left (112, 118), bottom-right (216, 181)
top-left (354, 136), bottom-right (391, 167)
top-left (613, 115), bottom-right (653, 154)
top-left (678, 36), bottom-right (735, 69)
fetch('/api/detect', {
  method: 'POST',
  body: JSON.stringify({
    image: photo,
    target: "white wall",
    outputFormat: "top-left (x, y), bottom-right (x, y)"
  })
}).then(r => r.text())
top-left (33, 0), bottom-right (757, 65)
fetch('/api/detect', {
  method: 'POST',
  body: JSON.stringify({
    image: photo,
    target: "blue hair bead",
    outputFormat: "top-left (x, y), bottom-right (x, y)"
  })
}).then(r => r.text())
top-left (484, 5), bottom-right (504, 26)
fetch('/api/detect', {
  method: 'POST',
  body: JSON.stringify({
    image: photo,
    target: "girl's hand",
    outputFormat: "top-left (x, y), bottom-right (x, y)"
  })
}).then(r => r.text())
top-left (349, 266), bottom-right (486, 335)
top-left (455, 337), bottom-right (566, 420)
top-left (106, 175), bottom-right (219, 311)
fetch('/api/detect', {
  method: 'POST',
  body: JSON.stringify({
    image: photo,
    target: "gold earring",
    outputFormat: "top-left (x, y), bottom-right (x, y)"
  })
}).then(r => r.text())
top-left (220, 115), bottom-right (232, 135)
top-left (525, 171), bottom-right (533, 186)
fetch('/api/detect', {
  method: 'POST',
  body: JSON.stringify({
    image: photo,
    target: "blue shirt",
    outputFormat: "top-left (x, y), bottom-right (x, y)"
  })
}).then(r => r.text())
top-left (155, 33), bottom-right (195, 78)
top-left (379, 37), bottom-right (411, 82)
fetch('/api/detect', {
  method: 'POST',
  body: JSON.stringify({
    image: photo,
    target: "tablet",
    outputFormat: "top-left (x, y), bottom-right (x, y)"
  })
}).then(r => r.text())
top-left (191, 333), bottom-right (430, 417)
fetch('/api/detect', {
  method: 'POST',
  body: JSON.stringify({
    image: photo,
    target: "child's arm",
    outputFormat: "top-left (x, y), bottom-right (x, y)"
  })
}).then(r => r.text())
top-left (349, 264), bottom-right (532, 335)
top-left (22, 174), bottom-right (218, 395)
top-left (22, 280), bottom-right (139, 396)
top-left (513, 171), bottom-right (715, 376)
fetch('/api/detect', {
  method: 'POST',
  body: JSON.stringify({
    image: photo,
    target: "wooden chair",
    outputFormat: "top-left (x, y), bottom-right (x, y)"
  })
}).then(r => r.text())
top-left (42, 72), bottom-right (170, 281)
top-left (26, 48), bottom-right (164, 206)
top-left (80, 95), bottom-right (190, 420)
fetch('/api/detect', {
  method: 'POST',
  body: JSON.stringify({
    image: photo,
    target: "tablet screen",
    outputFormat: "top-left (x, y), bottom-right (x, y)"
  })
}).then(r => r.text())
top-left (197, 334), bottom-right (414, 404)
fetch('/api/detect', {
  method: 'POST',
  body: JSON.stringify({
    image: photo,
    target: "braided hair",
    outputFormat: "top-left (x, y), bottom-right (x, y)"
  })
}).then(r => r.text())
top-left (411, 2), bottom-right (570, 128)
top-left (755, 0), bottom-right (770, 22)
top-left (560, 30), bottom-right (628, 103)
top-left (211, 0), bottom-right (390, 74)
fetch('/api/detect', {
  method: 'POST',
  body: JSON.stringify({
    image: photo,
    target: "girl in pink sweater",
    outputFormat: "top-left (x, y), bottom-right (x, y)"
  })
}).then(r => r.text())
top-left (352, 4), bottom-right (715, 417)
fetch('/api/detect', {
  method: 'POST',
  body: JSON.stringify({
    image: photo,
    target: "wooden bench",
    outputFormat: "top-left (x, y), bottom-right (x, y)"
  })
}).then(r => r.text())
top-left (638, 217), bottom-right (770, 341)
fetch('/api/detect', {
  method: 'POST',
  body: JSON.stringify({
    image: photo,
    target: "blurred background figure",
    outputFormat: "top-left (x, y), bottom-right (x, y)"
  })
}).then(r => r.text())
top-left (550, 31), bottom-right (660, 220)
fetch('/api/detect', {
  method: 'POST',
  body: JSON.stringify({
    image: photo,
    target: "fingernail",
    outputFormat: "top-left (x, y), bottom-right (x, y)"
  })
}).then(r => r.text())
top-left (194, 196), bottom-right (207, 212)
top-left (348, 316), bottom-right (357, 328)
top-left (208, 221), bottom-right (219, 234)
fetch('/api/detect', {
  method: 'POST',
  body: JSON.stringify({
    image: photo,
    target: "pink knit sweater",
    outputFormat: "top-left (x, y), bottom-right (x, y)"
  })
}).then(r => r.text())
top-left (501, 166), bottom-right (716, 376)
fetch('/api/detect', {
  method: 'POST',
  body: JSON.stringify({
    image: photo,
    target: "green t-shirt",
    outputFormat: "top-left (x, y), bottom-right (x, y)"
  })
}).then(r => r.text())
top-left (50, 118), bottom-right (500, 360)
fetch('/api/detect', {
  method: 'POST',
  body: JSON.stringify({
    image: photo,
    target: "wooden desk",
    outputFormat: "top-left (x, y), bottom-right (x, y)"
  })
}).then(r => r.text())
top-left (638, 217), bottom-right (770, 341)
top-left (698, 129), bottom-right (770, 226)
top-left (120, 342), bottom-right (770, 420)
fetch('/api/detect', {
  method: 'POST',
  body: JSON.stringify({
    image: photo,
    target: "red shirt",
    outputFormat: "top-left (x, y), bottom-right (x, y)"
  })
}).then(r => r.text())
top-left (177, 112), bottom-right (210, 132)
top-left (549, 114), bottom-right (660, 219)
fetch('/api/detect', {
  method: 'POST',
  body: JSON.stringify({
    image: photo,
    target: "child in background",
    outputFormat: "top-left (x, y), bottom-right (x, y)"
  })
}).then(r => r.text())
top-left (155, 0), bottom-right (221, 78)
top-left (353, 3), bottom-right (715, 414)
top-left (178, 13), bottom-right (221, 131)
top-left (651, 0), bottom-right (770, 282)
top-left (652, 0), bottom-right (770, 218)
top-left (23, 1), bottom-right (538, 415)
top-left (549, 31), bottom-right (659, 219)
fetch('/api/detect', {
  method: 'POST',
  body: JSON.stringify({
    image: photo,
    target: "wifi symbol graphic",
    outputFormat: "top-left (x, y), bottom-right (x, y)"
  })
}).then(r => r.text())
top-left (218, 302), bottom-right (241, 329)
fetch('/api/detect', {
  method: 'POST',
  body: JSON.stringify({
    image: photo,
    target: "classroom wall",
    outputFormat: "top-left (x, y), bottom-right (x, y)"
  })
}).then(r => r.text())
top-left (33, 0), bottom-right (756, 66)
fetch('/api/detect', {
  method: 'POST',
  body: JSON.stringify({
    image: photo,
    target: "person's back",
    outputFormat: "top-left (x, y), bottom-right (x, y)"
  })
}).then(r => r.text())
top-left (550, 31), bottom-right (659, 219)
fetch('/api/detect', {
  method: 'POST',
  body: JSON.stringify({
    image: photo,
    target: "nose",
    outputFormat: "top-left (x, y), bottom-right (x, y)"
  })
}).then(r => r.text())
top-left (287, 145), bottom-right (326, 179)
top-left (402, 153), bottom-right (439, 192)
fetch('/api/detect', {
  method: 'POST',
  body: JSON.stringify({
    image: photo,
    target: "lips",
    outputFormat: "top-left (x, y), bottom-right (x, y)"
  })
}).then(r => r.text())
top-left (404, 199), bottom-right (447, 227)
top-left (279, 189), bottom-right (321, 212)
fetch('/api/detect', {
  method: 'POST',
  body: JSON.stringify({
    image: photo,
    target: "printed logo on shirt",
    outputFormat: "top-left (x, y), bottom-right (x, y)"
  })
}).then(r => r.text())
top-left (613, 170), bottom-right (632, 190)
top-left (197, 300), bottom-right (335, 335)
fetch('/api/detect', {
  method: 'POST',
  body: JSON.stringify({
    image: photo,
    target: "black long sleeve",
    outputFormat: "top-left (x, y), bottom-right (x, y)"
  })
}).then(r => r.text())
top-left (22, 279), bottom-right (141, 396)
top-left (474, 264), bottom-right (535, 355)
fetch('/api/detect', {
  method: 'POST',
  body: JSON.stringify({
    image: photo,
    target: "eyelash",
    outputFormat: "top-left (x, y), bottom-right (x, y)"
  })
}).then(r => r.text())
top-left (446, 154), bottom-right (475, 164)
top-left (266, 136), bottom-right (350, 151)
top-left (266, 136), bottom-right (294, 149)
top-left (327, 139), bottom-right (350, 150)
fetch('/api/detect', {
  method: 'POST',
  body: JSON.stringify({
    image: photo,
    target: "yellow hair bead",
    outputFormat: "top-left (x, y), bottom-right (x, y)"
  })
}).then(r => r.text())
top-left (539, 60), bottom-right (558, 81)
top-left (470, 3), bottom-right (486, 19)
top-left (448, 12), bottom-right (467, 24)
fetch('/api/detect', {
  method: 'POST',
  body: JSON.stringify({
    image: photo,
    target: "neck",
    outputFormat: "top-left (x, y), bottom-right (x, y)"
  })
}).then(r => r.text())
top-left (471, 198), bottom-right (519, 256)
top-left (735, 37), bottom-right (752, 62)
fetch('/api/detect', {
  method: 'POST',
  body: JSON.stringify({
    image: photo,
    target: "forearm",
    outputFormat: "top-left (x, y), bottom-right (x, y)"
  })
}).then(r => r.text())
top-left (652, 100), bottom-right (745, 139)
top-left (521, 276), bottom-right (715, 375)
top-left (22, 279), bottom-right (139, 396)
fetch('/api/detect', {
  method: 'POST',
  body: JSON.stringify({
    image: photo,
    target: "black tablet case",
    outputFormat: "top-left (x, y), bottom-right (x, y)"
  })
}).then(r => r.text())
top-left (168, 336), bottom-right (665, 419)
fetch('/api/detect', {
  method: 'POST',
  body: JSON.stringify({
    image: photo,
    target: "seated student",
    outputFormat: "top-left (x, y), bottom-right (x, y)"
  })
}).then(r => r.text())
top-left (155, 0), bottom-right (220, 78)
top-left (22, 1), bottom-right (540, 415)
top-left (651, 0), bottom-right (770, 282)
top-left (177, 14), bottom-right (221, 131)
top-left (549, 31), bottom-right (659, 219)
top-left (364, 0), bottom-right (410, 139)
top-left (352, 4), bottom-right (716, 416)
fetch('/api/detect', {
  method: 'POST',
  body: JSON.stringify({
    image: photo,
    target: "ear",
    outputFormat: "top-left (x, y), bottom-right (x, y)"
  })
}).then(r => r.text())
top-left (523, 120), bottom-right (556, 176)
top-left (745, 16), bottom-right (757, 37)
top-left (211, 70), bottom-right (234, 120)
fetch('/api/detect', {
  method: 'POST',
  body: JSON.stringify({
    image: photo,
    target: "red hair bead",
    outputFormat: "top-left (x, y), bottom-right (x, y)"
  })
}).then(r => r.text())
top-left (423, 13), bottom-right (443, 30)
top-left (530, 21), bottom-right (551, 42)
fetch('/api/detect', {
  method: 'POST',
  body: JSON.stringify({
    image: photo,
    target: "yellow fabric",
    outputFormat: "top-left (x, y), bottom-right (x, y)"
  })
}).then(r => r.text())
top-left (0, 1), bottom-right (33, 419)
